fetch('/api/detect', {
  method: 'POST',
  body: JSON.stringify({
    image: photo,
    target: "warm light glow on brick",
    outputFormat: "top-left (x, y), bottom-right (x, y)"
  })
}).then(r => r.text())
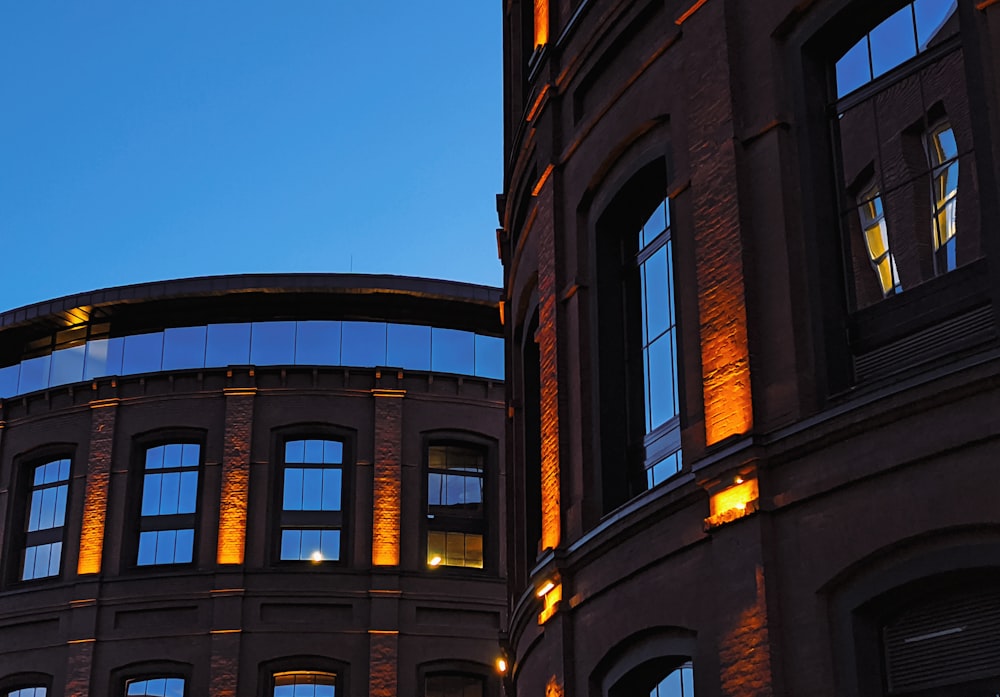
top-left (537, 581), bottom-right (562, 624)
top-left (369, 630), bottom-right (399, 697)
top-left (533, 0), bottom-right (549, 48)
top-left (78, 400), bottom-right (117, 575)
top-left (719, 565), bottom-right (774, 694)
top-left (699, 282), bottom-right (753, 445)
top-left (218, 390), bottom-right (255, 565)
top-left (372, 390), bottom-right (404, 566)
top-left (545, 676), bottom-right (564, 697)
top-left (706, 479), bottom-right (759, 528)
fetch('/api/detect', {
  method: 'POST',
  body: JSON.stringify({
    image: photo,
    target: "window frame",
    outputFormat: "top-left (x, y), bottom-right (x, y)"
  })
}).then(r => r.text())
top-left (421, 432), bottom-right (496, 574)
top-left (128, 431), bottom-right (206, 571)
top-left (0, 674), bottom-right (51, 697)
top-left (111, 661), bottom-right (192, 697)
top-left (272, 426), bottom-right (353, 567)
top-left (417, 661), bottom-right (497, 697)
top-left (258, 656), bottom-right (348, 697)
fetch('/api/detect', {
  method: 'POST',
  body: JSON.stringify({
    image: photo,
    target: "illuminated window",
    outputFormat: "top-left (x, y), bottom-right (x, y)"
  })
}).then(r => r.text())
top-left (125, 678), bottom-right (185, 696)
top-left (636, 198), bottom-right (682, 489)
top-left (831, 0), bottom-right (979, 309)
top-left (425, 674), bottom-right (483, 697)
top-left (21, 458), bottom-right (70, 581)
top-left (279, 439), bottom-right (343, 562)
top-left (272, 671), bottom-right (336, 697)
top-left (137, 444), bottom-right (200, 566)
top-left (7, 688), bottom-right (46, 697)
top-left (857, 186), bottom-right (901, 297)
top-left (929, 121), bottom-right (958, 274)
top-left (649, 662), bottom-right (694, 697)
top-left (426, 444), bottom-right (485, 569)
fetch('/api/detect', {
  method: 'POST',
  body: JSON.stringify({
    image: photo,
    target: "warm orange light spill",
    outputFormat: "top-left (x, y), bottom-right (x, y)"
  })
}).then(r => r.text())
top-left (675, 0), bottom-right (711, 25)
top-left (532, 164), bottom-right (555, 197)
top-left (706, 479), bottom-right (759, 529)
top-left (718, 565), bottom-right (773, 695)
top-left (78, 401), bottom-right (117, 575)
top-left (526, 84), bottom-right (550, 123)
top-left (537, 581), bottom-right (562, 624)
top-left (372, 390), bottom-right (404, 566)
top-left (545, 676), bottom-right (564, 697)
top-left (218, 391), bottom-right (255, 565)
top-left (533, 0), bottom-right (549, 48)
top-left (369, 631), bottom-right (399, 697)
top-left (699, 281), bottom-right (753, 445)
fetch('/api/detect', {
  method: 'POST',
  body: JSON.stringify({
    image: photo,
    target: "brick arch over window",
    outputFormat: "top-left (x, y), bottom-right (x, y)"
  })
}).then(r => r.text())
top-left (257, 655), bottom-right (349, 697)
top-left (0, 673), bottom-right (52, 697)
top-left (109, 660), bottom-right (193, 697)
top-left (417, 659), bottom-right (499, 697)
top-left (589, 627), bottom-right (697, 697)
top-left (826, 533), bottom-right (1000, 697)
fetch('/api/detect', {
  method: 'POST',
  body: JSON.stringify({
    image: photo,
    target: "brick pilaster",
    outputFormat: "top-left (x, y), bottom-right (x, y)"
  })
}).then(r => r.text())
top-left (77, 399), bottom-right (118, 576)
top-left (368, 630), bottom-right (399, 697)
top-left (217, 389), bottom-right (255, 565)
top-left (371, 389), bottom-right (404, 567)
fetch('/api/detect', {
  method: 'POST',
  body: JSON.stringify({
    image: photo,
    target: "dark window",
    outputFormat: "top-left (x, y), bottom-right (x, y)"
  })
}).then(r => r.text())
top-left (425, 673), bottom-right (484, 697)
top-left (832, 0), bottom-right (978, 310)
top-left (272, 671), bottom-right (336, 697)
top-left (125, 678), bottom-right (185, 696)
top-left (137, 443), bottom-right (200, 566)
top-left (426, 444), bottom-right (485, 569)
top-left (279, 439), bottom-right (344, 562)
top-left (634, 197), bottom-right (682, 488)
top-left (21, 458), bottom-right (70, 581)
top-left (649, 662), bottom-right (694, 697)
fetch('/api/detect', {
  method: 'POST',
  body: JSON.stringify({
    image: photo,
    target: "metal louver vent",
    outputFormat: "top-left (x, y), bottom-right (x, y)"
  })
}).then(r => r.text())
top-left (883, 586), bottom-right (1000, 693)
top-left (854, 305), bottom-right (995, 383)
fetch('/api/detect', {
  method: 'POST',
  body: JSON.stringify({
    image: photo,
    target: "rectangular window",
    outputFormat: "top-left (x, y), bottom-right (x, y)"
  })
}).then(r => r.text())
top-left (125, 678), bottom-right (185, 696)
top-left (137, 443), bottom-right (200, 566)
top-left (426, 444), bottom-right (485, 569)
top-left (279, 439), bottom-right (344, 562)
top-left (273, 671), bottom-right (336, 697)
top-left (22, 458), bottom-right (70, 581)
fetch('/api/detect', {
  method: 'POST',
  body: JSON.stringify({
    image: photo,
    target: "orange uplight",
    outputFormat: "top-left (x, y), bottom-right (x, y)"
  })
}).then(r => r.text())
top-left (217, 462), bottom-right (249, 565)
top-left (496, 657), bottom-right (508, 674)
top-left (533, 0), bottom-right (549, 48)
top-left (699, 281), bottom-right (753, 445)
top-left (78, 400), bottom-right (117, 575)
top-left (372, 389), bottom-right (404, 566)
top-left (706, 478), bottom-right (759, 528)
top-left (537, 581), bottom-right (562, 624)
top-left (719, 565), bottom-right (774, 692)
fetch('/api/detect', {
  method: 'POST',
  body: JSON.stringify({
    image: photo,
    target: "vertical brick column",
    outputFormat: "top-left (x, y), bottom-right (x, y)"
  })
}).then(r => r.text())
top-left (65, 637), bottom-right (96, 697)
top-left (535, 169), bottom-right (562, 551)
top-left (210, 631), bottom-right (241, 697)
top-left (368, 630), bottom-right (399, 697)
top-left (371, 389), bottom-right (404, 567)
top-left (217, 388), bottom-right (255, 565)
top-left (684, 1), bottom-right (753, 446)
top-left (78, 398), bottom-right (118, 576)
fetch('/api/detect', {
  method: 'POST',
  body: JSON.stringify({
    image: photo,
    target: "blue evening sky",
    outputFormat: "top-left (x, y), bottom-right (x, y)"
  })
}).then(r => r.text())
top-left (0, 2), bottom-right (503, 313)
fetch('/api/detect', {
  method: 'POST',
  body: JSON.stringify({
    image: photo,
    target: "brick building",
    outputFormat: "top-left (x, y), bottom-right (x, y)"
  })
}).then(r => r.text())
top-left (498, 0), bottom-right (1000, 695)
top-left (0, 275), bottom-right (506, 696)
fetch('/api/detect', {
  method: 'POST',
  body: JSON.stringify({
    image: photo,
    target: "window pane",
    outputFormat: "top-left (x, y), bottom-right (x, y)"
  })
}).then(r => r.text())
top-left (294, 320), bottom-right (342, 365)
top-left (146, 445), bottom-right (165, 470)
top-left (122, 332), bottom-right (164, 375)
top-left (465, 534), bottom-right (484, 568)
top-left (53, 484), bottom-right (67, 527)
top-left (250, 321), bottom-right (296, 366)
top-left (836, 37), bottom-right (871, 97)
top-left (158, 472), bottom-right (181, 515)
top-left (18, 355), bottom-right (50, 394)
top-left (426, 675), bottom-right (484, 697)
top-left (155, 529), bottom-right (178, 565)
top-left (174, 528), bottom-right (194, 563)
top-left (205, 323), bottom-right (251, 367)
top-left (163, 443), bottom-right (183, 468)
top-left (474, 335), bottom-right (504, 379)
top-left (320, 530), bottom-right (340, 560)
top-left (178, 471), bottom-right (198, 514)
top-left (870, 6), bottom-right (917, 79)
top-left (322, 469), bottom-right (342, 511)
top-left (642, 246), bottom-right (671, 342)
top-left (137, 531), bottom-right (157, 565)
top-left (341, 321), bottom-right (387, 366)
top-left (50, 344), bottom-right (86, 386)
top-left (446, 531), bottom-right (465, 565)
top-left (915, 0), bottom-right (958, 49)
top-left (427, 531), bottom-right (446, 565)
top-left (22, 546), bottom-right (36, 580)
top-left (302, 470), bottom-right (323, 510)
top-left (386, 323), bottom-right (432, 370)
top-left (431, 328), bottom-right (475, 375)
top-left (284, 468), bottom-right (304, 510)
top-left (83, 337), bottom-right (124, 379)
top-left (646, 332), bottom-right (677, 431)
top-left (285, 440), bottom-right (306, 464)
top-left (428, 472), bottom-right (442, 506)
top-left (33, 543), bottom-right (51, 579)
top-left (300, 529), bottom-right (322, 559)
top-left (304, 439), bottom-right (324, 463)
top-left (28, 490), bottom-right (42, 531)
top-left (323, 440), bottom-right (343, 464)
top-left (39, 487), bottom-right (57, 530)
top-left (0, 364), bottom-right (19, 398)
top-left (181, 443), bottom-right (200, 467)
top-left (162, 326), bottom-right (207, 370)
top-left (281, 529), bottom-right (301, 560)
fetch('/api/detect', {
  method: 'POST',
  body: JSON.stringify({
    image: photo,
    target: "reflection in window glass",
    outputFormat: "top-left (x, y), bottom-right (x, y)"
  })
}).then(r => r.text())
top-left (0, 364), bottom-right (20, 398)
top-left (125, 678), bottom-right (185, 697)
top-left (273, 671), bottom-right (336, 697)
top-left (22, 458), bottom-right (71, 581)
top-left (8, 688), bottom-right (47, 697)
top-left (386, 323), bottom-right (432, 370)
top-left (122, 333), bottom-right (164, 375)
top-left (250, 321), bottom-right (296, 366)
top-left (929, 123), bottom-right (959, 275)
top-left (18, 355), bottom-right (50, 394)
top-left (295, 321), bottom-right (342, 365)
top-left (341, 321), bottom-right (387, 366)
top-left (280, 439), bottom-right (344, 562)
top-left (431, 328), bottom-right (475, 375)
top-left (427, 444), bottom-right (485, 569)
top-left (162, 326), bottom-right (207, 370)
top-left (137, 444), bottom-right (200, 566)
top-left (649, 662), bottom-right (694, 697)
top-left (425, 674), bottom-right (483, 697)
top-left (205, 323), bottom-right (251, 367)
top-left (869, 6), bottom-right (918, 79)
top-left (858, 188), bottom-right (901, 297)
top-left (475, 335), bottom-right (504, 380)
top-left (49, 344), bottom-right (86, 386)
top-left (427, 531), bottom-right (484, 569)
top-left (83, 337), bottom-right (124, 379)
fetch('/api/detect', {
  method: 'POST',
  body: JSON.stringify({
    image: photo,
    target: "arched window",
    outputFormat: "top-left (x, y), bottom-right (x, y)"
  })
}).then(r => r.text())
top-left (277, 438), bottom-right (345, 563)
top-left (592, 628), bottom-right (696, 697)
top-left (6, 688), bottom-right (46, 697)
top-left (19, 457), bottom-right (71, 581)
top-left (136, 443), bottom-right (201, 567)
top-left (124, 678), bottom-right (185, 696)
top-left (425, 673), bottom-right (484, 697)
top-left (272, 671), bottom-right (336, 696)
